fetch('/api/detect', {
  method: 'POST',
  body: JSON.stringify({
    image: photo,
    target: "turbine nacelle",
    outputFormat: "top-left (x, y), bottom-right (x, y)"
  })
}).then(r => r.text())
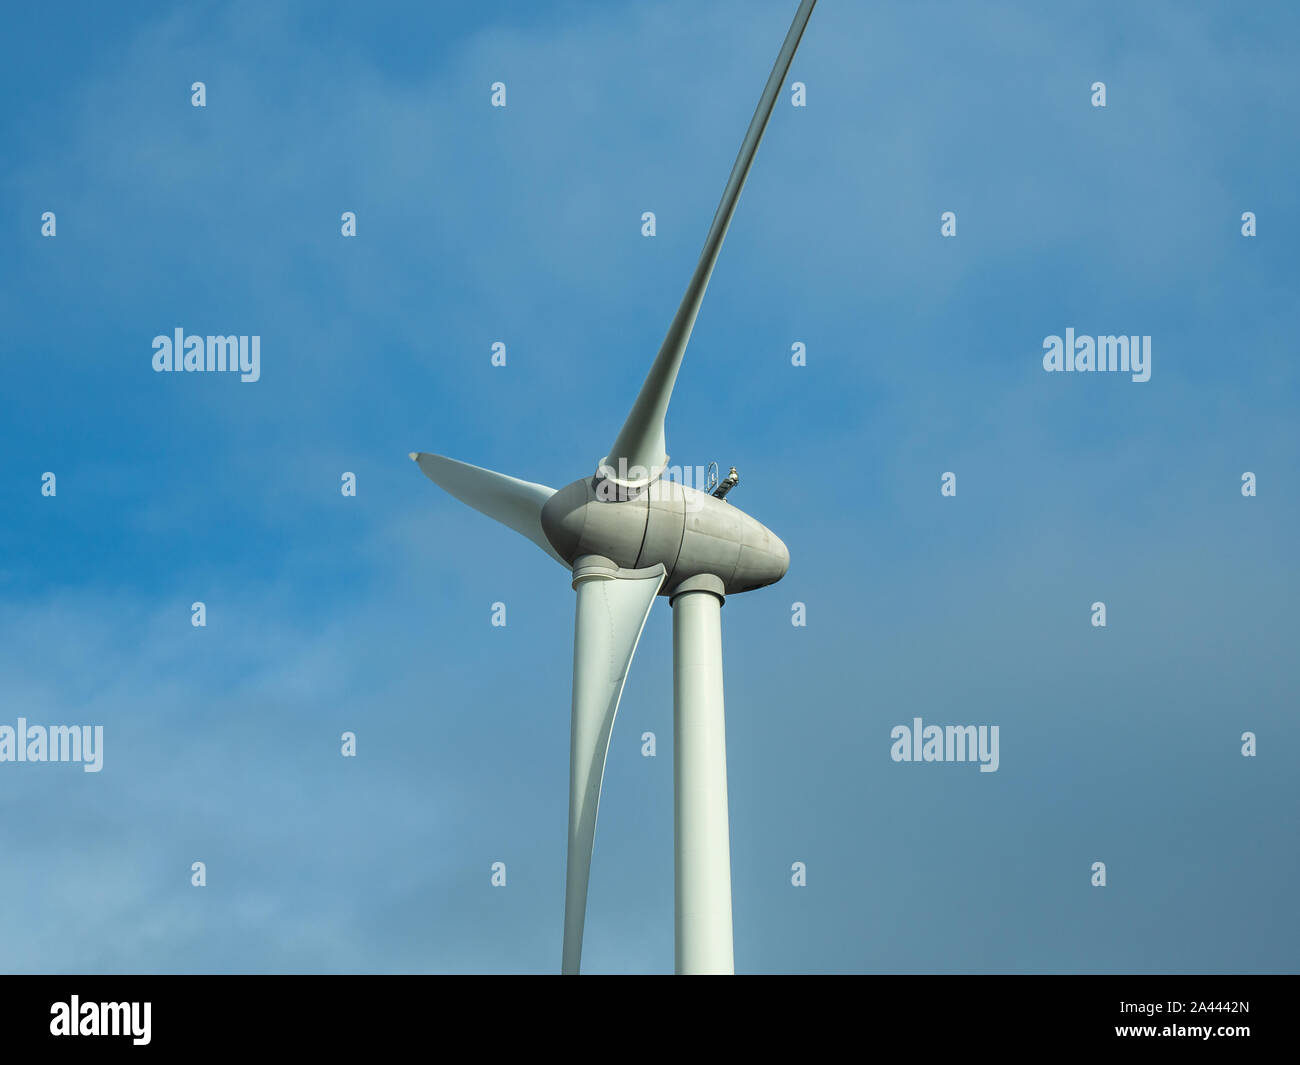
top-left (541, 476), bottom-right (789, 597)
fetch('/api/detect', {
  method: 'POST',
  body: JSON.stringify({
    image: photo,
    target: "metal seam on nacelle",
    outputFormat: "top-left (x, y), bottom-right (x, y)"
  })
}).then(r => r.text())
top-left (667, 487), bottom-right (689, 591)
top-left (632, 495), bottom-right (653, 571)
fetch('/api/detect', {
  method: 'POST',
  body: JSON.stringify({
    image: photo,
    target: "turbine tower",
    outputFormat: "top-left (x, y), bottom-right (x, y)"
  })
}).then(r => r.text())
top-left (412, 0), bottom-right (815, 975)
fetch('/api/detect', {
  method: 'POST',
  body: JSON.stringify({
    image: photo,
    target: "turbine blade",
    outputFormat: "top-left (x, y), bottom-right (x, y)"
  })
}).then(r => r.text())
top-left (409, 451), bottom-right (567, 566)
top-left (602, 0), bottom-right (817, 485)
top-left (563, 557), bottom-right (667, 974)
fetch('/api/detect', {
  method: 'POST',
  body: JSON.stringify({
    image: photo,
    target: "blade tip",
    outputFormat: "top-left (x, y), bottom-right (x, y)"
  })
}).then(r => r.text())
top-left (408, 452), bottom-right (420, 461)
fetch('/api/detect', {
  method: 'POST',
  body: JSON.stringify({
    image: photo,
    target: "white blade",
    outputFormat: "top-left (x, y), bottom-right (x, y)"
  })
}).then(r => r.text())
top-left (602, 0), bottom-right (817, 486)
top-left (563, 557), bottom-right (667, 974)
top-left (409, 451), bottom-right (567, 566)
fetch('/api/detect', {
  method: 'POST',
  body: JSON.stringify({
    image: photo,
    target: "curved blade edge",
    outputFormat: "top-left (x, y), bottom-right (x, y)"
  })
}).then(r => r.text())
top-left (562, 559), bottom-right (667, 974)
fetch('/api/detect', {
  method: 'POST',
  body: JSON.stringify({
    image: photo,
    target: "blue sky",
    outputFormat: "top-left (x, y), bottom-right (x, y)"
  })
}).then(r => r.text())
top-left (1, 0), bottom-right (1296, 973)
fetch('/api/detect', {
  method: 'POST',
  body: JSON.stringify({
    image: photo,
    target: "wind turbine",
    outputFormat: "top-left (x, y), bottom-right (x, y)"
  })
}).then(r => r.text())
top-left (412, 0), bottom-right (816, 975)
